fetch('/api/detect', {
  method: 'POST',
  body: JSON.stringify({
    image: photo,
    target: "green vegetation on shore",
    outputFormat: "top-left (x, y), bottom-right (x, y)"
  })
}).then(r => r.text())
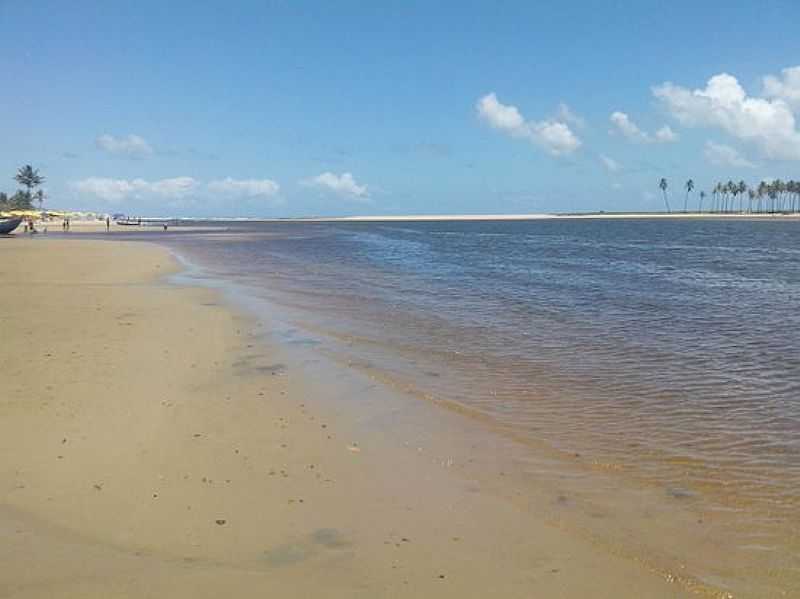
top-left (0, 165), bottom-right (45, 211)
top-left (660, 177), bottom-right (800, 214)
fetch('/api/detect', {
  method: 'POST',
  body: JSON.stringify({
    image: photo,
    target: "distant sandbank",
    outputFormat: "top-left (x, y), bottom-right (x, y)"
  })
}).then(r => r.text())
top-left (278, 211), bottom-right (800, 222)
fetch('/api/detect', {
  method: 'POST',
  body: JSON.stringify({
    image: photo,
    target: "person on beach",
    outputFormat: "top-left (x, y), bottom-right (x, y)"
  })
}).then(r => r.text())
top-left (106, 216), bottom-right (110, 232)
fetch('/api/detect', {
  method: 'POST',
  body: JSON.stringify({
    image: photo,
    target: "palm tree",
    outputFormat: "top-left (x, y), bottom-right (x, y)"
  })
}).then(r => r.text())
top-left (699, 190), bottom-right (706, 213)
top-left (737, 181), bottom-right (747, 212)
top-left (15, 165), bottom-right (45, 204)
top-left (684, 179), bottom-right (694, 213)
top-left (726, 180), bottom-right (736, 213)
top-left (768, 181), bottom-right (778, 213)
top-left (757, 181), bottom-right (767, 213)
top-left (659, 178), bottom-right (670, 213)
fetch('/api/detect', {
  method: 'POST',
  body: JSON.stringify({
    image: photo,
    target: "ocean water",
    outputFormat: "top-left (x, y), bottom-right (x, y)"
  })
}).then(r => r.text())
top-left (115, 218), bottom-right (800, 592)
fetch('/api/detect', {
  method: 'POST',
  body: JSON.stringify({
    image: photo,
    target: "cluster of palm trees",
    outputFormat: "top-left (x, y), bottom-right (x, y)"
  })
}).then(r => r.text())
top-left (0, 165), bottom-right (45, 211)
top-left (658, 178), bottom-right (800, 214)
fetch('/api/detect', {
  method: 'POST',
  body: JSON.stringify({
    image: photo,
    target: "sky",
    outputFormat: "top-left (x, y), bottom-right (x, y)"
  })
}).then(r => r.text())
top-left (2, 0), bottom-right (800, 217)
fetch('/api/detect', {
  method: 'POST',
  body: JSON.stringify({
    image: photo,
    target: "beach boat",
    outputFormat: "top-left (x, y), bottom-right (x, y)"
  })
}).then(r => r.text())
top-left (0, 217), bottom-right (22, 234)
top-left (115, 217), bottom-right (142, 226)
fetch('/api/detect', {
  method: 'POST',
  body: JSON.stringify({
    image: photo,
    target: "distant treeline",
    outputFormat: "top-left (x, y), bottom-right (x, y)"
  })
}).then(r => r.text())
top-left (0, 190), bottom-right (35, 210)
top-left (707, 179), bottom-right (800, 214)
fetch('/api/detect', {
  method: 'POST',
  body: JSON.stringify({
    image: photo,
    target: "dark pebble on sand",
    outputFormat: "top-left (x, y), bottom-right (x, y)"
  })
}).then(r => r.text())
top-left (216, 519), bottom-right (226, 525)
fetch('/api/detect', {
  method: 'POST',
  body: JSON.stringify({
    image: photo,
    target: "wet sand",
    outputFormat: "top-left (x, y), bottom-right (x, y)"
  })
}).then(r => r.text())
top-left (1, 238), bottom-right (697, 597)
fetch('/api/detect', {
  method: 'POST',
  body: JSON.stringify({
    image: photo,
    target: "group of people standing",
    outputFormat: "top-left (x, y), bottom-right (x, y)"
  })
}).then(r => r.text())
top-left (22, 217), bottom-right (70, 234)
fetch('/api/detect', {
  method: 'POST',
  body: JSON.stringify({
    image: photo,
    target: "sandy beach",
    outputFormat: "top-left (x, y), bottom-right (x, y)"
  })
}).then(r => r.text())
top-left (1, 238), bottom-right (717, 597)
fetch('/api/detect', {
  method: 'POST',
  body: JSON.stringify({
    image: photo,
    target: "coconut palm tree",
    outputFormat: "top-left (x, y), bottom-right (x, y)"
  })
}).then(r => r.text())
top-left (737, 181), bottom-right (747, 212)
top-left (659, 178), bottom-right (670, 213)
top-left (684, 179), bottom-right (694, 213)
top-left (768, 181), bottom-right (778, 213)
top-left (699, 190), bottom-right (706, 213)
top-left (15, 165), bottom-right (44, 204)
top-left (726, 180), bottom-right (736, 213)
top-left (712, 182), bottom-right (721, 212)
top-left (757, 181), bottom-right (767, 213)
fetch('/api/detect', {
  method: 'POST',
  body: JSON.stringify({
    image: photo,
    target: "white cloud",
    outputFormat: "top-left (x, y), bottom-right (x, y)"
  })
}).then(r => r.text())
top-left (655, 125), bottom-right (678, 142)
top-left (149, 177), bottom-right (198, 198)
top-left (303, 172), bottom-right (369, 199)
top-left (600, 154), bottom-right (621, 172)
top-left (703, 141), bottom-right (756, 168)
top-left (610, 111), bottom-right (648, 142)
top-left (72, 177), bottom-right (197, 203)
top-left (477, 93), bottom-right (582, 156)
top-left (653, 72), bottom-right (800, 160)
top-left (207, 177), bottom-right (280, 198)
top-left (73, 178), bottom-right (138, 203)
top-left (72, 177), bottom-right (198, 203)
top-left (609, 111), bottom-right (677, 143)
top-left (763, 65), bottom-right (800, 110)
top-left (96, 134), bottom-right (154, 158)
top-left (71, 177), bottom-right (199, 204)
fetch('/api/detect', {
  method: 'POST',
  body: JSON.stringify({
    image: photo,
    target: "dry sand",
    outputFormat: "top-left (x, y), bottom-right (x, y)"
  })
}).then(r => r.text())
top-left (0, 238), bottom-right (692, 598)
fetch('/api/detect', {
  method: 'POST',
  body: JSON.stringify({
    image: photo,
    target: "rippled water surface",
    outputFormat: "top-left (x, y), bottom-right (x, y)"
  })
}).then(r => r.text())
top-left (144, 218), bottom-right (799, 592)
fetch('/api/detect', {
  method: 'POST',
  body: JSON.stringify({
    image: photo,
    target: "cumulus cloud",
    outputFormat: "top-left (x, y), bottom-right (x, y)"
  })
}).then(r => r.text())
top-left (303, 172), bottom-right (369, 199)
top-left (763, 65), bottom-right (800, 110)
top-left (95, 134), bottom-right (154, 158)
top-left (653, 72), bottom-right (800, 160)
top-left (704, 141), bottom-right (756, 168)
top-left (207, 177), bottom-right (280, 198)
top-left (600, 154), bottom-right (621, 172)
top-left (72, 177), bottom-right (198, 202)
top-left (477, 93), bottom-right (582, 156)
top-left (73, 176), bottom-right (283, 204)
top-left (609, 111), bottom-right (678, 143)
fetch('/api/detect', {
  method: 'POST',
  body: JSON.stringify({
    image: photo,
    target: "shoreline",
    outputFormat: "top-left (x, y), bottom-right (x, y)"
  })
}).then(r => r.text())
top-left (0, 236), bottom-right (781, 597)
top-left (273, 212), bottom-right (800, 222)
top-left (9, 211), bottom-right (798, 232)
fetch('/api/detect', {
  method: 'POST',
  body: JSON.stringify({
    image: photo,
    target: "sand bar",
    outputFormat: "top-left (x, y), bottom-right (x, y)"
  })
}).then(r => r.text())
top-left (1, 238), bottom-right (713, 597)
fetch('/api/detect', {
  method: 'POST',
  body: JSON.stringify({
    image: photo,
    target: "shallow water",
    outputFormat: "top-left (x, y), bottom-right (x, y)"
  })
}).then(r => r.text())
top-left (105, 218), bottom-right (800, 595)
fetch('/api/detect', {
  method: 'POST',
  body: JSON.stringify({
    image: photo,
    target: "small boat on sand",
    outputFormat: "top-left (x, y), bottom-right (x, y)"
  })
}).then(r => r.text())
top-left (0, 217), bottom-right (22, 234)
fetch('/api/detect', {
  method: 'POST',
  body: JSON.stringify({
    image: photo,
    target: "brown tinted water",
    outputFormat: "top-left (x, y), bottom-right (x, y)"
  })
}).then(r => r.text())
top-left (113, 218), bottom-right (800, 596)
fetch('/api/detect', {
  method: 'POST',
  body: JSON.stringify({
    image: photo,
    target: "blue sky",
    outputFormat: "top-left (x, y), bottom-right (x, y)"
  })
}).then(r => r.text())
top-left (2, 0), bottom-right (800, 217)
